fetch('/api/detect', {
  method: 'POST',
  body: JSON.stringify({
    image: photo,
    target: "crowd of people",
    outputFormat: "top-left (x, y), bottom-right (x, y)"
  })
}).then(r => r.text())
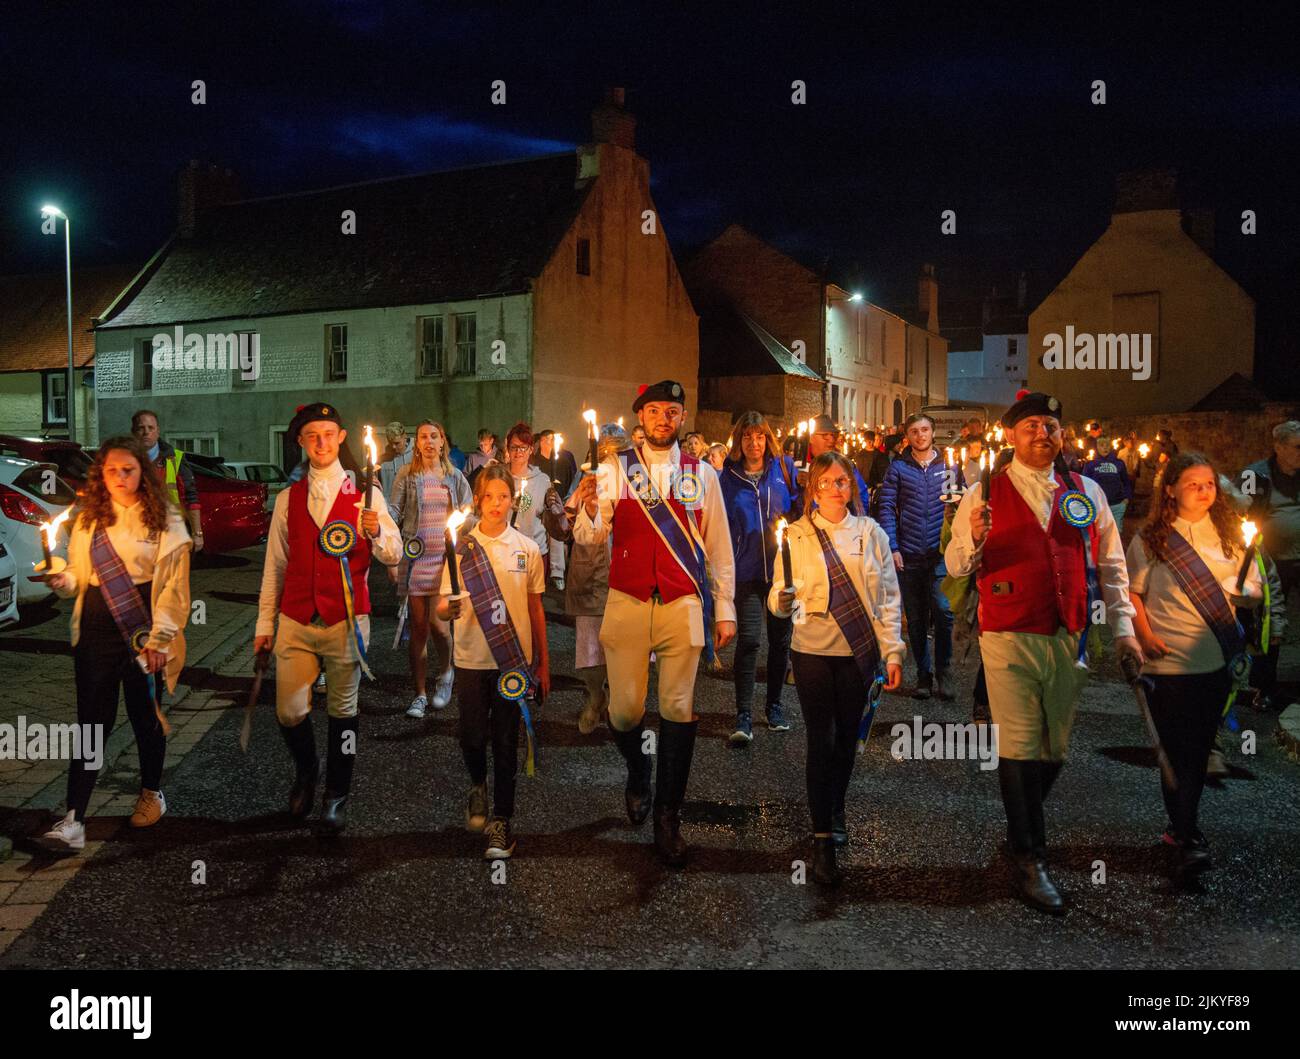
top-left (28, 386), bottom-right (1300, 915)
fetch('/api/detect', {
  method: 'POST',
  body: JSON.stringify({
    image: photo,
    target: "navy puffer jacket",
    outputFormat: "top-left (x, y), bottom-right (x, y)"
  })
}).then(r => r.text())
top-left (876, 449), bottom-right (950, 556)
top-left (720, 455), bottom-right (802, 583)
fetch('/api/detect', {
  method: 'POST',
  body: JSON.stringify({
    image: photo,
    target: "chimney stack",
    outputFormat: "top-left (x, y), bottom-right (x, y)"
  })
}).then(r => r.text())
top-left (918, 263), bottom-right (939, 334)
top-left (590, 86), bottom-right (635, 151)
top-left (178, 160), bottom-right (241, 237)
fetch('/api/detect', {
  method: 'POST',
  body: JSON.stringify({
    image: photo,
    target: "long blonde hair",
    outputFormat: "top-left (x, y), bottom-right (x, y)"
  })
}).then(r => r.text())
top-left (411, 420), bottom-right (453, 477)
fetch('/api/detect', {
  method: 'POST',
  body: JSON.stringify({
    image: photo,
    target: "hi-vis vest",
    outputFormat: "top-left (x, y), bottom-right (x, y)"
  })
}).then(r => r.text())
top-left (162, 449), bottom-right (184, 509)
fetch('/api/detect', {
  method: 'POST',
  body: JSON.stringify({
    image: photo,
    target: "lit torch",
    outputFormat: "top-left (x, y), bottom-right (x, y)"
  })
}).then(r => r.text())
top-left (776, 517), bottom-right (793, 587)
top-left (445, 507), bottom-right (470, 597)
top-left (1235, 519), bottom-right (1259, 592)
top-left (1138, 443), bottom-right (1151, 459)
top-left (582, 408), bottom-right (600, 471)
top-left (360, 424), bottom-right (379, 510)
top-left (37, 507), bottom-right (72, 575)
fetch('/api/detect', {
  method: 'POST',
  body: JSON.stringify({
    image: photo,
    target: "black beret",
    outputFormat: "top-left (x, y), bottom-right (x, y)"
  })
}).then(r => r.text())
top-left (289, 401), bottom-right (343, 439)
top-left (1002, 389), bottom-right (1062, 429)
top-left (633, 379), bottom-right (686, 412)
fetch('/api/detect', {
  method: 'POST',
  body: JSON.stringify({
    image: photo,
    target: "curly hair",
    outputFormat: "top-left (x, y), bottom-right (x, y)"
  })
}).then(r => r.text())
top-left (77, 436), bottom-right (169, 536)
top-left (1139, 452), bottom-right (1240, 564)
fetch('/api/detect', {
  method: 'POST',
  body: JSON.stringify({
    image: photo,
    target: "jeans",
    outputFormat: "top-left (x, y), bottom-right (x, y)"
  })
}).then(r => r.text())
top-left (1111, 499), bottom-right (1127, 535)
top-left (457, 667), bottom-right (522, 818)
top-left (898, 552), bottom-right (953, 676)
top-left (733, 579), bottom-right (792, 713)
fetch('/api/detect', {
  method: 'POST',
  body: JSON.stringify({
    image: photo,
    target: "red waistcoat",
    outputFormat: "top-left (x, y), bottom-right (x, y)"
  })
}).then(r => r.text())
top-left (280, 478), bottom-right (372, 626)
top-left (977, 470), bottom-right (1098, 635)
top-left (607, 451), bottom-right (705, 605)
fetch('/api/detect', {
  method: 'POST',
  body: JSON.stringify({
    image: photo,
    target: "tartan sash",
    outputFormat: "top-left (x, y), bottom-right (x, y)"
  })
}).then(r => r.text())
top-left (1163, 527), bottom-right (1247, 675)
top-left (457, 533), bottom-right (532, 679)
top-left (813, 523), bottom-right (881, 683)
top-left (618, 447), bottom-right (716, 659)
top-left (89, 526), bottom-right (152, 653)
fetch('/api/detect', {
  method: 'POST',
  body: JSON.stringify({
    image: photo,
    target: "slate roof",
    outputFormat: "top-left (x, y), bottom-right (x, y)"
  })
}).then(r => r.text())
top-left (1190, 372), bottom-right (1272, 412)
top-left (0, 265), bottom-right (139, 372)
top-left (699, 305), bottom-right (822, 381)
top-left (98, 152), bottom-right (591, 329)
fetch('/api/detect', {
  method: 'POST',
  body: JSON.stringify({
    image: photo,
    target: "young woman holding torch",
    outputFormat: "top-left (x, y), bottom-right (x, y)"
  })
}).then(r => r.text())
top-left (390, 421), bottom-right (473, 718)
top-left (437, 464), bottom-right (550, 859)
top-left (769, 451), bottom-right (904, 886)
top-left (38, 437), bottom-right (192, 852)
top-left (1124, 453), bottom-right (1263, 884)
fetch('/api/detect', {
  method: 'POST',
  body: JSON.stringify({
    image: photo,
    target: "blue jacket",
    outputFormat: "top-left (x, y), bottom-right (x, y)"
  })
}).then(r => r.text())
top-left (720, 455), bottom-right (802, 583)
top-left (1077, 455), bottom-right (1132, 504)
top-left (876, 448), bottom-right (950, 556)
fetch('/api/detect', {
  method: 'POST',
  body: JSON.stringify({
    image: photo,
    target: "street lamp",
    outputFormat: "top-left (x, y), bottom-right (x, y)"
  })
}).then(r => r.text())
top-left (826, 287), bottom-right (867, 423)
top-left (41, 205), bottom-right (74, 444)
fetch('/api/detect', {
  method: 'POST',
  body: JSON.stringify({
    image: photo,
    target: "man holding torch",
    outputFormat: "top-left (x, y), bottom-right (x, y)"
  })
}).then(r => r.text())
top-left (945, 390), bottom-right (1140, 914)
top-left (254, 403), bottom-right (401, 834)
top-left (573, 380), bottom-right (736, 867)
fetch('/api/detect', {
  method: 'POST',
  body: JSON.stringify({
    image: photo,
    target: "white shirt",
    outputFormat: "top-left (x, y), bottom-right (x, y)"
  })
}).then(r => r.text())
top-left (944, 454), bottom-right (1136, 639)
top-left (572, 441), bottom-right (736, 623)
top-left (256, 458), bottom-right (402, 637)
top-left (439, 523), bottom-right (545, 669)
top-left (1126, 515), bottom-right (1264, 675)
top-left (768, 510), bottom-right (906, 663)
top-left (88, 499), bottom-right (166, 585)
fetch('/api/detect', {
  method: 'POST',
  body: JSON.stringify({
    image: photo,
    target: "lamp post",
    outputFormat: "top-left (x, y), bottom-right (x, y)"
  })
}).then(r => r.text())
top-left (41, 206), bottom-right (73, 444)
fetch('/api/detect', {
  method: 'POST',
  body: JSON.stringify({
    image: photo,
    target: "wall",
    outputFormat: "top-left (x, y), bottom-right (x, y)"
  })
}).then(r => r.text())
top-left (1029, 209), bottom-right (1255, 415)
top-left (946, 333), bottom-right (1025, 415)
top-left (0, 370), bottom-right (94, 445)
top-left (94, 298), bottom-right (531, 464)
top-left (531, 142), bottom-right (700, 437)
top-left (697, 375), bottom-right (823, 442)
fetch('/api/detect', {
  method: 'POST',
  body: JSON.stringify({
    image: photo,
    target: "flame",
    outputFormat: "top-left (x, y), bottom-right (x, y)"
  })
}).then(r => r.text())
top-left (796, 422), bottom-right (806, 437)
top-left (41, 506), bottom-right (72, 550)
top-left (1241, 519), bottom-right (1258, 548)
top-left (1087, 449), bottom-right (1096, 461)
top-left (945, 446), bottom-right (954, 466)
top-left (362, 424), bottom-right (379, 467)
top-left (583, 408), bottom-right (598, 436)
top-left (960, 446), bottom-right (968, 463)
top-left (1138, 443), bottom-right (1151, 458)
top-left (446, 507), bottom-right (470, 545)
top-left (775, 518), bottom-right (787, 548)
top-left (1075, 438), bottom-right (1084, 450)
top-left (616, 416), bottom-right (624, 429)
top-left (554, 433), bottom-right (563, 452)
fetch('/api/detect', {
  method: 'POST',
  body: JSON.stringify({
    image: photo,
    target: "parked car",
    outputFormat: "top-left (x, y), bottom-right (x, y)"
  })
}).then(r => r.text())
top-left (181, 453), bottom-right (270, 553)
top-left (223, 461), bottom-right (289, 511)
top-left (0, 541), bottom-right (19, 627)
top-left (0, 435), bottom-right (93, 486)
top-left (0, 457), bottom-right (74, 604)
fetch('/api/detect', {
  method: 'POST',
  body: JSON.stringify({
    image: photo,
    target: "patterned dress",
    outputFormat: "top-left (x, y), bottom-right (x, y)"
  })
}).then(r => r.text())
top-left (407, 472), bottom-right (450, 597)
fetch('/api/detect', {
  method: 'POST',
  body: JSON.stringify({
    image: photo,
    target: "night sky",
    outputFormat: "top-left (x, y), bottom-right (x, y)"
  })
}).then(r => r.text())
top-left (2, 2), bottom-right (1297, 314)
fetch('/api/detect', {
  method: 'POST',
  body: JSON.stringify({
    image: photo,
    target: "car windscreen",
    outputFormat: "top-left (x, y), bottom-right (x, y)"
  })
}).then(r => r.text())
top-left (12, 465), bottom-right (77, 506)
top-left (53, 450), bottom-right (92, 480)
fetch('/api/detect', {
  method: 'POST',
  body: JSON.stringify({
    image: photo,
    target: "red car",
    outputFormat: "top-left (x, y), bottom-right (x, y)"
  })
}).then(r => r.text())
top-left (0, 436), bottom-right (269, 555)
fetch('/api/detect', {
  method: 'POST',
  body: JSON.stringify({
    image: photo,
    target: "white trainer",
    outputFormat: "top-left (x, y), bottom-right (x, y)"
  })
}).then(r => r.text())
top-left (431, 669), bottom-right (454, 710)
top-left (406, 694), bottom-right (428, 719)
top-left (38, 810), bottom-right (85, 853)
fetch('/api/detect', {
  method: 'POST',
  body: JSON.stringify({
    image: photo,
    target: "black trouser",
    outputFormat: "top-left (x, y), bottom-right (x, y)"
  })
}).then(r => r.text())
top-left (68, 583), bottom-right (165, 823)
top-left (791, 651), bottom-right (868, 833)
top-left (1145, 668), bottom-right (1231, 844)
top-left (1250, 559), bottom-right (1300, 696)
top-left (456, 666), bottom-right (522, 819)
top-left (733, 578), bottom-right (792, 713)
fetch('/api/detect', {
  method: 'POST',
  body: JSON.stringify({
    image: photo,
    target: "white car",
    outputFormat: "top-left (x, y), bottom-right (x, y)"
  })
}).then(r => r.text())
top-left (0, 457), bottom-right (74, 605)
top-left (0, 541), bottom-right (19, 627)
top-left (223, 461), bottom-right (289, 511)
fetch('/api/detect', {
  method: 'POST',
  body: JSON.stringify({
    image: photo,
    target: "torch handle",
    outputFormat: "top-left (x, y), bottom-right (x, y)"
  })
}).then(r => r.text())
top-left (1235, 543), bottom-right (1255, 593)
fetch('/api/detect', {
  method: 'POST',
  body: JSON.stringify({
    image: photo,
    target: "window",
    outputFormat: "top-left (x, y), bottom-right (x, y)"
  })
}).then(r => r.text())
top-left (1007, 337), bottom-right (1019, 360)
top-left (831, 384), bottom-right (840, 421)
top-left (43, 372), bottom-right (67, 425)
top-left (135, 338), bottom-right (154, 392)
top-left (326, 324), bottom-right (348, 381)
top-left (170, 434), bottom-right (218, 456)
top-left (878, 318), bottom-right (886, 365)
top-left (419, 316), bottom-right (445, 376)
top-left (576, 238), bottom-right (591, 276)
top-left (453, 313), bottom-right (477, 375)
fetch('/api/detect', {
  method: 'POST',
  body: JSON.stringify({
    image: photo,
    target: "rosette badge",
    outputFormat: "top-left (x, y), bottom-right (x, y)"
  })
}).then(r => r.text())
top-left (320, 519), bottom-right (357, 556)
top-left (1057, 490), bottom-right (1097, 529)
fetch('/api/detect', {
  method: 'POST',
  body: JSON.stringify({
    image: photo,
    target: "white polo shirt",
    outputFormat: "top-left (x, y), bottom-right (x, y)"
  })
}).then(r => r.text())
top-left (439, 523), bottom-right (545, 670)
top-left (1125, 515), bottom-right (1263, 675)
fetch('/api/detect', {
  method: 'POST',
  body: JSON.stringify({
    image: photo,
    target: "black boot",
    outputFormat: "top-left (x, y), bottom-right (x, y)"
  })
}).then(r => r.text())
top-left (653, 718), bottom-right (698, 868)
top-left (1000, 759), bottom-right (1065, 914)
top-left (831, 791), bottom-right (848, 847)
top-left (610, 721), bottom-right (652, 824)
top-left (1013, 854), bottom-right (1066, 914)
top-left (811, 835), bottom-right (842, 887)
top-left (319, 716), bottom-right (358, 834)
top-left (1039, 760), bottom-right (1064, 802)
top-left (279, 717), bottom-right (318, 819)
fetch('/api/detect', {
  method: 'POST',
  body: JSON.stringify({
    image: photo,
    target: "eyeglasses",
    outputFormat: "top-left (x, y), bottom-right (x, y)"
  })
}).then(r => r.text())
top-left (816, 476), bottom-right (853, 492)
top-left (508, 445), bottom-right (532, 455)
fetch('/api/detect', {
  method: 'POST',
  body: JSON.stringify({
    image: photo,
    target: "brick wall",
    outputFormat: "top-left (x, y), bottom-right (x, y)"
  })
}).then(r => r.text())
top-left (1101, 402), bottom-right (1300, 479)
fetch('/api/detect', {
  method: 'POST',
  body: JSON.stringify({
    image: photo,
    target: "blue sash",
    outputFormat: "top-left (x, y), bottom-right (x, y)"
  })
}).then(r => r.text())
top-left (619, 447), bottom-right (716, 662)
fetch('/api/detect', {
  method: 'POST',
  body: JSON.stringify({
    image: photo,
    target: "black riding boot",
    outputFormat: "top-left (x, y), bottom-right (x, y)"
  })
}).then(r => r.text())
top-left (610, 721), bottom-right (653, 824)
top-left (999, 758), bottom-right (1065, 914)
top-left (320, 716), bottom-right (358, 834)
top-left (811, 835), bottom-right (842, 887)
top-left (279, 717), bottom-right (318, 819)
top-left (653, 718), bottom-right (698, 868)
top-left (1039, 759), bottom-right (1064, 801)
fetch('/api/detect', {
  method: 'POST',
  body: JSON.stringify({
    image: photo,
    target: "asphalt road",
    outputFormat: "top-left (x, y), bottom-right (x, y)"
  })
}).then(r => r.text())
top-left (3, 553), bottom-right (1298, 969)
